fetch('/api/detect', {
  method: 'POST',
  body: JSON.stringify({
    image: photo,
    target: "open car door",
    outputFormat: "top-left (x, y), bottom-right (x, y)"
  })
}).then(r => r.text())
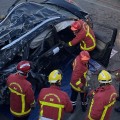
top-left (91, 23), bottom-right (117, 67)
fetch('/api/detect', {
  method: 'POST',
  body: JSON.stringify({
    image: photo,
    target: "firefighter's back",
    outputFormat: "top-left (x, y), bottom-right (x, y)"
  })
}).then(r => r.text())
top-left (38, 85), bottom-right (73, 120)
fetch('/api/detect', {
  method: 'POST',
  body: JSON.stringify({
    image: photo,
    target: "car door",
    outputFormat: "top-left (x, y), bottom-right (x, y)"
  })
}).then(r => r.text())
top-left (90, 22), bottom-right (117, 67)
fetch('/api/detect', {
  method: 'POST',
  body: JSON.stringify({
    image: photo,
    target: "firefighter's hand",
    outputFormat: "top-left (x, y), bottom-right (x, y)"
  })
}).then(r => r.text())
top-left (60, 41), bottom-right (70, 48)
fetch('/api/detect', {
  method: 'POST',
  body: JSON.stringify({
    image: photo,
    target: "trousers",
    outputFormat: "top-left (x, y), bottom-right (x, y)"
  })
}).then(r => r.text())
top-left (70, 87), bottom-right (88, 112)
top-left (13, 115), bottom-right (29, 120)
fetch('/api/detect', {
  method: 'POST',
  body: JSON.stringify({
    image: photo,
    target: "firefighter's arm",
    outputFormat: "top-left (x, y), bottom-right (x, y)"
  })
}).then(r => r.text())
top-left (72, 66), bottom-right (84, 89)
top-left (89, 94), bottom-right (105, 119)
top-left (64, 93), bottom-right (73, 112)
top-left (6, 74), bottom-right (12, 86)
top-left (26, 85), bottom-right (35, 107)
top-left (68, 30), bottom-right (85, 46)
top-left (37, 89), bottom-right (44, 108)
top-left (72, 59), bottom-right (84, 84)
top-left (38, 91), bottom-right (41, 107)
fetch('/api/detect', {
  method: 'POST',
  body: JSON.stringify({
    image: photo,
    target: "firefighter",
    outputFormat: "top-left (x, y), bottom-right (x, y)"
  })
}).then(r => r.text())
top-left (7, 60), bottom-right (35, 120)
top-left (114, 73), bottom-right (120, 112)
top-left (68, 19), bottom-right (96, 52)
top-left (70, 50), bottom-right (90, 112)
top-left (38, 69), bottom-right (73, 120)
top-left (86, 70), bottom-right (117, 120)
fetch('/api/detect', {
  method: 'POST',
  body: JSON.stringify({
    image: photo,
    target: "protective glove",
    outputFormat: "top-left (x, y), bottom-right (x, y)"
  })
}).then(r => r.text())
top-left (60, 41), bottom-right (70, 48)
top-left (68, 41), bottom-right (72, 46)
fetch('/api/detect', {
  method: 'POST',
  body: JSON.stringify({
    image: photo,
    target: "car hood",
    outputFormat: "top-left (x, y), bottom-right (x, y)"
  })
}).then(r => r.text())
top-left (0, 2), bottom-right (72, 70)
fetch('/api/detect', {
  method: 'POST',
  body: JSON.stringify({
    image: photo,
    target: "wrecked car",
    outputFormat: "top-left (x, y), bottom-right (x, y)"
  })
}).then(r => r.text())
top-left (0, 0), bottom-right (117, 104)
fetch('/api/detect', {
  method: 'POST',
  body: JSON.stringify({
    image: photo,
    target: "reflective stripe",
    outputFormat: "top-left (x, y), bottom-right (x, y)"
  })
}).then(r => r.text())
top-left (43, 93), bottom-right (60, 102)
top-left (84, 71), bottom-right (87, 78)
top-left (10, 108), bottom-right (31, 116)
top-left (88, 99), bottom-right (94, 120)
top-left (70, 69), bottom-right (88, 92)
top-left (70, 82), bottom-right (83, 92)
top-left (40, 104), bottom-right (44, 117)
top-left (71, 101), bottom-right (77, 106)
top-left (88, 98), bottom-right (116, 120)
top-left (9, 82), bottom-right (23, 92)
top-left (80, 26), bottom-right (96, 51)
top-left (8, 87), bottom-right (24, 96)
top-left (39, 116), bottom-right (53, 120)
top-left (8, 87), bottom-right (31, 116)
top-left (76, 80), bottom-right (81, 85)
top-left (40, 101), bottom-right (64, 120)
top-left (100, 100), bottom-right (116, 120)
top-left (68, 41), bottom-right (72, 46)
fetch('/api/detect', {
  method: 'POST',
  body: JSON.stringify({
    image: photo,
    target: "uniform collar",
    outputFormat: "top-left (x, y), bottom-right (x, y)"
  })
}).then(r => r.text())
top-left (50, 85), bottom-right (60, 90)
top-left (15, 73), bottom-right (27, 79)
top-left (96, 84), bottom-right (111, 92)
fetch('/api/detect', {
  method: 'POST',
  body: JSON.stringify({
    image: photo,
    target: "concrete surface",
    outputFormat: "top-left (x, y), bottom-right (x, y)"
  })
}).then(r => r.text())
top-left (0, 0), bottom-right (120, 120)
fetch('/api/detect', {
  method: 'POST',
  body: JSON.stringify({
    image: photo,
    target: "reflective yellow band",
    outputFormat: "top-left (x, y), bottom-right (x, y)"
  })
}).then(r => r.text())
top-left (10, 108), bottom-right (31, 116)
top-left (40, 104), bottom-right (44, 117)
top-left (88, 99), bottom-right (116, 120)
top-left (76, 80), bottom-right (81, 85)
top-left (68, 42), bottom-right (72, 46)
top-left (100, 100), bottom-right (116, 120)
top-left (70, 83), bottom-right (83, 92)
top-left (80, 26), bottom-right (96, 51)
top-left (40, 101), bottom-right (64, 108)
top-left (9, 82), bottom-right (23, 92)
top-left (8, 87), bottom-right (26, 115)
top-left (8, 87), bottom-right (25, 96)
top-left (40, 101), bottom-right (64, 120)
top-left (88, 99), bottom-right (94, 120)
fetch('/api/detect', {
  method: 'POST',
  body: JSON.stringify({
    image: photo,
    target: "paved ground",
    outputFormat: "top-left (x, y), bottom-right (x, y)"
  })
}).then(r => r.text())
top-left (0, 0), bottom-right (120, 120)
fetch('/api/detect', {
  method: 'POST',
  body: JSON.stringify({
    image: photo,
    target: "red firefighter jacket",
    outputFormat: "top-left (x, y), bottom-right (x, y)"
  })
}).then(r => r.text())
top-left (86, 85), bottom-right (117, 120)
top-left (69, 20), bottom-right (96, 51)
top-left (70, 55), bottom-right (88, 92)
top-left (38, 85), bottom-right (73, 120)
top-left (7, 73), bottom-right (35, 117)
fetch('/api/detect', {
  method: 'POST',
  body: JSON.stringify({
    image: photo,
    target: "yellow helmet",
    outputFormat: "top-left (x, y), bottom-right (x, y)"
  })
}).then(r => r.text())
top-left (98, 70), bottom-right (112, 83)
top-left (48, 70), bottom-right (62, 83)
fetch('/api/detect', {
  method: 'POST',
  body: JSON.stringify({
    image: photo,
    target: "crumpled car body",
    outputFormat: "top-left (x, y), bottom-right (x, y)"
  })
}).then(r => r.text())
top-left (0, 0), bottom-right (117, 104)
